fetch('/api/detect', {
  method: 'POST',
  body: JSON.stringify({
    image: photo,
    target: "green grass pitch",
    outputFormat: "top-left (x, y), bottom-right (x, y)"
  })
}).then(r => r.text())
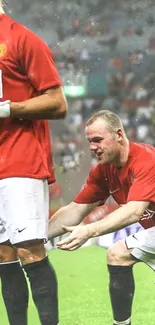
top-left (0, 245), bottom-right (155, 325)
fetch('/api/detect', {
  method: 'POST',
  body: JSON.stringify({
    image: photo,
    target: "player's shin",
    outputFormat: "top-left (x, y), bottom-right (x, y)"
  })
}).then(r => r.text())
top-left (0, 260), bottom-right (28, 325)
top-left (108, 265), bottom-right (134, 325)
top-left (23, 256), bottom-right (59, 325)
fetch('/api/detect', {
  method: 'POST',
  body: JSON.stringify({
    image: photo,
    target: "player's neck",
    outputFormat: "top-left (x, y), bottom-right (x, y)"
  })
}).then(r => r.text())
top-left (114, 139), bottom-right (130, 168)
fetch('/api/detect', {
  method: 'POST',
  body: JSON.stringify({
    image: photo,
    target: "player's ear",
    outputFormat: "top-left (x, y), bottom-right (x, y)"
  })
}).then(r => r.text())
top-left (116, 129), bottom-right (123, 141)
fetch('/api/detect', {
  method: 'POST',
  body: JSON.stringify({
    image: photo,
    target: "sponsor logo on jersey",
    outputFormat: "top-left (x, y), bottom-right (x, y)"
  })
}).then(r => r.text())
top-left (141, 209), bottom-right (155, 220)
top-left (0, 44), bottom-right (7, 58)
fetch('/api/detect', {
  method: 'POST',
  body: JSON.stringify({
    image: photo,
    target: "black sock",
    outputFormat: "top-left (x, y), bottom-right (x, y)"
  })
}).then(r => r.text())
top-left (0, 261), bottom-right (29, 325)
top-left (108, 265), bottom-right (134, 325)
top-left (24, 256), bottom-right (58, 325)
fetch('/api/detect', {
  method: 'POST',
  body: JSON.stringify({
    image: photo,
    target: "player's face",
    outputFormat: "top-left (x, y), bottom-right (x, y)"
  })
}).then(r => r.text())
top-left (85, 119), bottom-right (122, 165)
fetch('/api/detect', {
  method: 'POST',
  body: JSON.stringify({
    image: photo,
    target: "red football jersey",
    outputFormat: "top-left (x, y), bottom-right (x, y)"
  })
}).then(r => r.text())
top-left (74, 142), bottom-right (155, 229)
top-left (0, 14), bottom-right (62, 183)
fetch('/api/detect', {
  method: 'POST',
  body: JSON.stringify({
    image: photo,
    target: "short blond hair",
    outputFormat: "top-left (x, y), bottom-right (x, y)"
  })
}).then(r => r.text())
top-left (86, 110), bottom-right (125, 133)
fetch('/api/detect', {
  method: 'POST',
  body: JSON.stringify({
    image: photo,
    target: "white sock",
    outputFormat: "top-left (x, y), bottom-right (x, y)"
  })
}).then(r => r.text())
top-left (114, 317), bottom-right (131, 325)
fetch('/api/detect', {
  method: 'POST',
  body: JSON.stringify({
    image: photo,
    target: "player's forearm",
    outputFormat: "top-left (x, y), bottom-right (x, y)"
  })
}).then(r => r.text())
top-left (10, 87), bottom-right (68, 119)
top-left (86, 201), bottom-right (149, 238)
top-left (48, 205), bottom-right (84, 239)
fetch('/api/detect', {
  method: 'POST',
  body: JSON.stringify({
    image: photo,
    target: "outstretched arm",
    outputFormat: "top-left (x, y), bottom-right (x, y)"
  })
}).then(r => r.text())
top-left (56, 200), bottom-right (150, 250)
top-left (48, 201), bottom-right (99, 239)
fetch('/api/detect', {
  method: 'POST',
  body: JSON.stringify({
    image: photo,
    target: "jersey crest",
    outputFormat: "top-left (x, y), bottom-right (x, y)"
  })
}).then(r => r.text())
top-left (0, 43), bottom-right (7, 59)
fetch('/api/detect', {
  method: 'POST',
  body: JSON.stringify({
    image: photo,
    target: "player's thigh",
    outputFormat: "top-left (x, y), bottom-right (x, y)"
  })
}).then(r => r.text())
top-left (1, 177), bottom-right (49, 246)
top-left (126, 226), bottom-right (155, 270)
top-left (16, 239), bottom-right (46, 264)
top-left (0, 242), bottom-right (17, 262)
top-left (107, 239), bottom-right (138, 266)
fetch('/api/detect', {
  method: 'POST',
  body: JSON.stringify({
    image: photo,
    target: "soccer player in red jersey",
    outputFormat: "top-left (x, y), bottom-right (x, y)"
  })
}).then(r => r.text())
top-left (0, 1), bottom-right (67, 325)
top-left (49, 110), bottom-right (155, 325)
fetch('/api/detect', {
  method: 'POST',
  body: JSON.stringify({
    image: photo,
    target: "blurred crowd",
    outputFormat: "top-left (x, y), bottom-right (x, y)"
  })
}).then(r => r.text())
top-left (6, 0), bottom-right (155, 172)
top-left (7, 0), bottom-right (155, 82)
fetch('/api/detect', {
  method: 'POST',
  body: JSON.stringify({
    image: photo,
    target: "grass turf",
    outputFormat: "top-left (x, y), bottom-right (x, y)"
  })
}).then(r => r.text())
top-left (0, 245), bottom-right (155, 325)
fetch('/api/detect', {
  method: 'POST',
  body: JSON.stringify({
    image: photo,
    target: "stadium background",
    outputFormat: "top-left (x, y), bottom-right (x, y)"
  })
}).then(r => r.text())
top-left (1, 1), bottom-right (155, 324)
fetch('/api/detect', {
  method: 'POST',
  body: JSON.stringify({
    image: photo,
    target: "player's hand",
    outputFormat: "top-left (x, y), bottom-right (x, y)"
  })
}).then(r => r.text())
top-left (56, 225), bottom-right (91, 251)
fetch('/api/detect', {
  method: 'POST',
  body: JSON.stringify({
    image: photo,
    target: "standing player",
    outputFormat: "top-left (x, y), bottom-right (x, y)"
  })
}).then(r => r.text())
top-left (0, 1), bottom-right (67, 325)
top-left (49, 110), bottom-right (155, 325)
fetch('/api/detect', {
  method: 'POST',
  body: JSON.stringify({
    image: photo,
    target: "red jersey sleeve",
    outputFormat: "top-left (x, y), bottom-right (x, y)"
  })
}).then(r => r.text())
top-left (127, 161), bottom-right (155, 203)
top-left (74, 165), bottom-right (109, 204)
top-left (13, 24), bottom-right (62, 91)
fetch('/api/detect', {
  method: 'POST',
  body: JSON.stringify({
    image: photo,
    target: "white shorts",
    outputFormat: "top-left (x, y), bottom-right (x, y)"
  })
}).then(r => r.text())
top-left (126, 226), bottom-right (155, 270)
top-left (0, 178), bottom-right (49, 245)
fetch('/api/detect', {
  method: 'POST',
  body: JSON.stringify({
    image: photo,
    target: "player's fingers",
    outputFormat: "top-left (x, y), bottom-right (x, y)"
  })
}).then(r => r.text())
top-left (56, 246), bottom-right (69, 251)
top-left (56, 236), bottom-right (74, 247)
top-left (57, 240), bottom-right (78, 251)
top-left (68, 244), bottom-right (80, 251)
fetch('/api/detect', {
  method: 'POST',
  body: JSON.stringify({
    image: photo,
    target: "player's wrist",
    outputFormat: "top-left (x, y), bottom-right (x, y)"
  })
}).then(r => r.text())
top-left (0, 100), bottom-right (11, 117)
top-left (87, 224), bottom-right (99, 238)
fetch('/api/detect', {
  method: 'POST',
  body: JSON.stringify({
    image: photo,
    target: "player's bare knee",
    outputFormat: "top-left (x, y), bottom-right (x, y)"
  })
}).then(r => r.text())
top-left (107, 244), bottom-right (122, 265)
top-left (107, 240), bottom-right (134, 266)
top-left (16, 239), bottom-right (46, 265)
